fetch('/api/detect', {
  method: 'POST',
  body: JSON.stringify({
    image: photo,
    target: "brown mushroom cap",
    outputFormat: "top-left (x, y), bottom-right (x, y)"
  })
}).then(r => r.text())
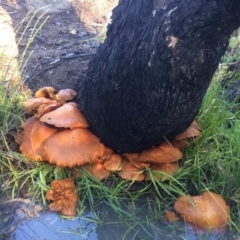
top-left (123, 153), bottom-right (150, 169)
top-left (145, 162), bottom-right (179, 181)
top-left (174, 191), bottom-right (229, 230)
top-left (56, 89), bottom-right (77, 101)
top-left (23, 98), bottom-right (58, 115)
top-left (139, 142), bottom-right (182, 164)
top-left (46, 177), bottom-right (78, 217)
top-left (41, 128), bottom-right (105, 167)
top-left (35, 87), bottom-right (56, 99)
top-left (103, 154), bottom-right (122, 172)
top-left (17, 117), bottom-right (58, 161)
top-left (40, 102), bottom-right (89, 129)
top-left (117, 159), bottom-right (144, 181)
top-left (91, 162), bottom-right (110, 180)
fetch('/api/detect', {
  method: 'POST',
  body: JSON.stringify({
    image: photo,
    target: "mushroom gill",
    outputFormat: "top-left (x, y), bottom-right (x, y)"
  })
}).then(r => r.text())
top-left (46, 177), bottom-right (78, 217)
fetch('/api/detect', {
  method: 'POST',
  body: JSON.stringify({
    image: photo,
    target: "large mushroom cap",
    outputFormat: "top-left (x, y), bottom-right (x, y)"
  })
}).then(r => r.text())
top-left (174, 191), bottom-right (229, 230)
top-left (41, 128), bottom-right (105, 167)
top-left (139, 142), bottom-right (182, 164)
top-left (40, 102), bottom-right (89, 129)
top-left (46, 177), bottom-right (78, 217)
top-left (17, 117), bottom-right (58, 161)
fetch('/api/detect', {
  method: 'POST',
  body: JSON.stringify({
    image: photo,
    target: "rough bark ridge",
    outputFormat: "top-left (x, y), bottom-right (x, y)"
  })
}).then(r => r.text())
top-left (77, 0), bottom-right (240, 153)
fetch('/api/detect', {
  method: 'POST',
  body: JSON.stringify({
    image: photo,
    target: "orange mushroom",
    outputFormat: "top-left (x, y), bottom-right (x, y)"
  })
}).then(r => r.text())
top-left (173, 120), bottom-right (201, 149)
top-left (145, 162), bottom-right (179, 181)
top-left (40, 102), bottom-right (89, 129)
top-left (117, 159), bottom-right (144, 181)
top-left (23, 98), bottom-right (58, 115)
top-left (174, 191), bottom-right (229, 231)
top-left (35, 86), bottom-right (56, 99)
top-left (123, 153), bottom-right (150, 169)
top-left (103, 154), bottom-right (122, 172)
top-left (139, 142), bottom-right (182, 164)
top-left (91, 162), bottom-right (110, 180)
top-left (41, 128), bottom-right (105, 167)
top-left (16, 117), bottom-right (58, 161)
top-left (46, 177), bottom-right (78, 217)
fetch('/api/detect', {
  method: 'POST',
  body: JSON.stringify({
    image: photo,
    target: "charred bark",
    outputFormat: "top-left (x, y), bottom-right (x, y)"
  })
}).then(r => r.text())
top-left (77, 0), bottom-right (240, 152)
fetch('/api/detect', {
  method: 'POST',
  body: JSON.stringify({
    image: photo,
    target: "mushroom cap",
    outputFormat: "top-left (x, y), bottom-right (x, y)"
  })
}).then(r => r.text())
top-left (91, 162), bottom-right (110, 180)
top-left (40, 102), bottom-right (89, 129)
top-left (56, 89), bottom-right (77, 101)
top-left (145, 162), bottom-right (179, 181)
top-left (174, 191), bottom-right (229, 230)
top-left (41, 128), bottom-right (105, 167)
top-left (175, 120), bottom-right (201, 141)
top-left (35, 87), bottom-right (56, 99)
top-left (35, 102), bottom-right (61, 118)
top-left (17, 117), bottom-right (58, 161)
top-left (123, 153), bottom-right (149, 169)
top-left (99, 147), bottom-right (114, 162)
top-left (46, 177), bottom-right (78, 217)
top-left (117, 159), bottom-right (144, 181)
top-left (139, 142), bottom-right (182, 164)
top-left (23, 98), bottom-right (58, 115)
top-left (103, 154), bottom-right (122, 172)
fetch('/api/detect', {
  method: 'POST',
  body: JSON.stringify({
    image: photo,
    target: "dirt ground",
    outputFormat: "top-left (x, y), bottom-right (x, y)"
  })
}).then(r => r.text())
top-left (1, 0), bottom-right (105, 93)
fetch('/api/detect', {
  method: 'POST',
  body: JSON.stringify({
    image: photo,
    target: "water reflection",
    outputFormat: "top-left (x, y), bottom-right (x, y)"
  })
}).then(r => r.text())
top-left (8, 210), bottom-right (235, 240)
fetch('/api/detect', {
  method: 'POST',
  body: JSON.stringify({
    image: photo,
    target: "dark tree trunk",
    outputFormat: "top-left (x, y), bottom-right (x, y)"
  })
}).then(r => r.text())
top-left (77, 0), bottom-right (240, 153)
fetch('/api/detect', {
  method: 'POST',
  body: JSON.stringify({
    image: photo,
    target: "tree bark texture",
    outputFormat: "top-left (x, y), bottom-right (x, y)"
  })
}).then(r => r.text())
top-left (77, 0), bottom-right (240, 153)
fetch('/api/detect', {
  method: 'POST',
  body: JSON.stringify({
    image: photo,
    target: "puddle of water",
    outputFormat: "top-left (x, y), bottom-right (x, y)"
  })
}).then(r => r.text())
top-left (7, 210), bottom-right (234, 240)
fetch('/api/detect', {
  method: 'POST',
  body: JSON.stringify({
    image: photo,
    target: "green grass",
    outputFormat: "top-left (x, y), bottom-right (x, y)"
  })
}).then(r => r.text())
top-left (1, 29), bottom-right (240, 239)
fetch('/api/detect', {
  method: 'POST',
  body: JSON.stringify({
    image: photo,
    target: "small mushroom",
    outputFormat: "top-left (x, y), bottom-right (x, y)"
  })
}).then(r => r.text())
top-left (23, 98), bottom-right (58, 115)
top-left (99, 147), bottom-right (114, 162)
top-left (91, 162), bottom-right (110, 180)
top-left (139, 142), bottom-right (182, 164)
top-left (41, 128), bottom-right (105, 167)
top-left (145, 162), bottom-right (179, 181)
top-left (123, 153), bottom-right (149, 169)
top-left (46, 177), bottom-right (78, 217)
top-left (173, 121), bottom-right (201, 149)
top-left (16, 117), bottom-right (58, 161)
top-left (103, 154), bottom-right (122, 172)
top-left (40, 102), bottom-right (89, 129)
top-left (117, 159), bottom-right (144, 181)
top-left (56, 89), bottom-right (77, 101)
top-left (35, 102), bottom-right (61, 118)
top-left (174, 191), bottom-right (229, 231)
top-left (35, 87), bottom-right (56, 99)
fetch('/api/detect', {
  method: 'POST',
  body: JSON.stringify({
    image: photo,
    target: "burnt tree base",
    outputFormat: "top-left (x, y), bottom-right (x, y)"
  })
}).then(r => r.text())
top-left (77, 0), bottom-right (240, 152)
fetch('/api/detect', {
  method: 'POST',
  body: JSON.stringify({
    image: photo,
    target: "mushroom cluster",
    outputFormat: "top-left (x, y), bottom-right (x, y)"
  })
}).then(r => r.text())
top-left (16, 87), bottom-right (201, 181)
top-left (165, 191), bottom-right (229, 233)
top-left (16, 87), bottom-right (202, 216)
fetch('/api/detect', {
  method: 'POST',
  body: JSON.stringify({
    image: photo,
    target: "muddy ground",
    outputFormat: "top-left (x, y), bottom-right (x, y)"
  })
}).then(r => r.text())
top-left (1, 0), bottom-right (105, 93)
